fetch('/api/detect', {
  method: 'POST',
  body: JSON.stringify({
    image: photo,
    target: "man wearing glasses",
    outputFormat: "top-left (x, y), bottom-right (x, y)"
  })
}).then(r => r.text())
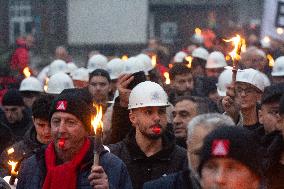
top-left (222, 68), bottom-right (270, 130)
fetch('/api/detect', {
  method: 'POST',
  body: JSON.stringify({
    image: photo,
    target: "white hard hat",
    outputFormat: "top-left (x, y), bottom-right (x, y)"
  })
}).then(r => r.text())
top-left (128, 81), bottom-right (169, 109)
top-left (46, 73), bottom-right (74, 94)
top-left (123, 57), bottom-right (147, 75)
top-left (216, 69), bottom-right (233, 96)
top-left (260, 37), bottom-right (271, 48)
top-left (71, 68), bottom-right (89, 82)
top-left (192, 47), bottom-right (209, 61)
top-left (236, 68), bottom-right (270, 92)
top-left (271, 56), bottom-right (284, 76)
top-left (67, 62), bottom-right (78, 73)
top-left (87, 54), bottom-right (108, 72)
top-left (191, 33), bottom-right (204, 44)
top-left (206, 51), bottom-right (227, 69)
top-left (173, 51), bottom-right (188, 63)
top-left (48, 59), bottom-right (68, 77)
top-left (136, 54), bottom-right (154, 72)
top-left (107, 58), bottom-right (124, 80)
top-left (19, 76), bottom-right (44, 92)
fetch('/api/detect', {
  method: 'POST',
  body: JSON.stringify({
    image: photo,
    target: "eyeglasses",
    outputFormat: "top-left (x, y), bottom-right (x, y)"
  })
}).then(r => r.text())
top-left (236, 87), bottom-right (256, 94)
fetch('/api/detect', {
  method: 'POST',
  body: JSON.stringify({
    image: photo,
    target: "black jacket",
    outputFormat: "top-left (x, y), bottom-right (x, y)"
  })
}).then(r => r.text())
top-left (108, 131), bottom-right (188, 189)
top-left (0, 109), bottom-right (33, 142)
top-left (16, 137), bottom-right (133, 189)
top-left (0, 122), bottom-right (13, 154)
top-left (0, 126), bottom-right (43, 177)
top-left (143, 169), bottom-right (201, 189)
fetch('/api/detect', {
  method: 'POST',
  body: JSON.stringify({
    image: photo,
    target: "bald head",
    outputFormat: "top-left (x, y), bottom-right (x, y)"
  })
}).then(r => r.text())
top-left (55, 46), bottom-right (69, 62)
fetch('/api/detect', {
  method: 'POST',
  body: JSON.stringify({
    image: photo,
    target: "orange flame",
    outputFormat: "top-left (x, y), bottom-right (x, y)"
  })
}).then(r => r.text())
top-left (23, 67), bottom-right (31, 78)
top-left (121, 55), bottom-right (128, 61)
top-left (241, 38), bottom-right (246, 52)
top-left (185, 56), bottom-right (193, 68)
top-left (224, 34), bottom-right (243, 61)
top-left (267, 54), bottom-right (275, 67)
top-left (163, 72), bottom-right (170, 84)
top-left (151, 55), bottom-right (157, 67)
top-left (195, 28), bottom-right (202, 35)
top-left (8, 160), bottom-right (18, 175)
top-left (91, 104), bottom-right (103, 134)
top-left (44, 78), bottom-right (49, 92)
top-left (7, 148), bottom-right (14, 155)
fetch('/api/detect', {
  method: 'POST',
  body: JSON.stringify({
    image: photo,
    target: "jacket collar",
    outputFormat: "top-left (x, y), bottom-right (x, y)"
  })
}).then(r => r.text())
top-left (124, 130), bottom-right (176, 161)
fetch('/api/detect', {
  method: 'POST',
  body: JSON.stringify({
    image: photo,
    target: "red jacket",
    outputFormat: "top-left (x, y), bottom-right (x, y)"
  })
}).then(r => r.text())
top-left (10, 37), bottom-right (29, 74)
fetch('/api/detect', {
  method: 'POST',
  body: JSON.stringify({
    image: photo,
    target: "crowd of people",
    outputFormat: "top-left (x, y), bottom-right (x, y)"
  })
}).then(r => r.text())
top-left (0, 29), bottom-right (284, 189)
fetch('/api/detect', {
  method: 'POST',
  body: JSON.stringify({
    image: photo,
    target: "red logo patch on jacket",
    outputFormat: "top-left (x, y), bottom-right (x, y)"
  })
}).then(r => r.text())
top-left (56, 100), bottom-right (67, 111)
top-left (211, 139), bottom-right (230, 156)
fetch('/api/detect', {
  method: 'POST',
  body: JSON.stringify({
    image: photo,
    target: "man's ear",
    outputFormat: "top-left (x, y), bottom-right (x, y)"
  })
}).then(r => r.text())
top-left (129, 110), bottom-right (137, 128)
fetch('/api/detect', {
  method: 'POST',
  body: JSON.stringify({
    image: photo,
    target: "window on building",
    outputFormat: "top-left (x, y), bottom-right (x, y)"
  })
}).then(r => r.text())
top-left (9, 0), bottom-right (33, 44)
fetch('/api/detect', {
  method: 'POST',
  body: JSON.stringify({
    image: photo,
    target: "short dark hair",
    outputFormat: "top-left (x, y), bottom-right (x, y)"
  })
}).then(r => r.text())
top-left (169, 64), bottom-right (191, 80)
top-left (174, 95), bottom-right (215, 114)
top-left (89, 69), bottom-right (111, 83)
top-left (191, 57), bottom-right (207, 69)
top-left (261, 83), bottom-right (284, 105)
top-left (32, 94), bottom-right (54, 120)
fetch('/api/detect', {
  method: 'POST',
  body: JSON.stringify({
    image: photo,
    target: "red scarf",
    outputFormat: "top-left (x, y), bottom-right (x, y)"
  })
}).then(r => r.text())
top-left (43, 138), bottom-right (91, 189)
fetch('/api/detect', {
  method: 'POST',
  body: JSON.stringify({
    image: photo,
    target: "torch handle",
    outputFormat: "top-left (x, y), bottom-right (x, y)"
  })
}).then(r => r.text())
top-left (9, 175), bottom-right (16, 185)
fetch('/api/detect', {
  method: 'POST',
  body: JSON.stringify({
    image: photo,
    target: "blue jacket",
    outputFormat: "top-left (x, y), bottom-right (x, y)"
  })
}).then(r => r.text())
top-left (16, 139), bottom-right (133, 189)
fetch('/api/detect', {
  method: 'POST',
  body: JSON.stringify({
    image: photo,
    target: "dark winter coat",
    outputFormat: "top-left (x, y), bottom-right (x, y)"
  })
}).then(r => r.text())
top-left (16, 138), bottom-right (133, 189)
top-left (143, 169), bottom-right (201, 189)
top-left (108, 131), bottom-right (188, 189)
top-left (0, 122), bottom-right (13, 154)
top-left (0, 109), bottom-right (33, 143)
top-left (0, 126), bottom-right (43, 177)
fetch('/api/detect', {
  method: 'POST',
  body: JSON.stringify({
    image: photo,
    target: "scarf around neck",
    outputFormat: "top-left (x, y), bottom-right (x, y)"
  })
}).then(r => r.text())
top-left (43, 138), bottom-right (91, 189)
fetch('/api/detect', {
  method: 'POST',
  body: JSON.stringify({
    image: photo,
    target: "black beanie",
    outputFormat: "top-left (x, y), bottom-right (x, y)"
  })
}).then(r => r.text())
top-left (49, 93), bottom-right (93, 133)
top-left (198, 126), bottom-right (264, 177)
top-left (2, 89), bottom-right (24, 106)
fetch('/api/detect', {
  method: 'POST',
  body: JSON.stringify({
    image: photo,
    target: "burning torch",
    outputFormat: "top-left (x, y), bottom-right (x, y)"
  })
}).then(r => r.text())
top-left (91, 104), bottom-right (104, 166)
top-left (8, 160), bottom-right (19, 185)
top-left (224, 35), bottom-right (243, 83)
top-left (23, 67), bottom-right (31, 78)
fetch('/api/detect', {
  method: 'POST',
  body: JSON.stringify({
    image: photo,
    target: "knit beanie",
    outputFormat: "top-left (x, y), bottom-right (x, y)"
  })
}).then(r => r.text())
top-left (2, 89), bottom-right (24, 106)
top-left (49, 93), bottom-right (93, 133)
top-left (198, 126), bottom-right (264, 177)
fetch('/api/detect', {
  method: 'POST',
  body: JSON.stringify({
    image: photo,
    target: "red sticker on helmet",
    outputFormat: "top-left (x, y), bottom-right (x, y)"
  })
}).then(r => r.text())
top-left (212, 139), bottom-right (230, 156)
top-left (56, 101), bottom-right (67, 111)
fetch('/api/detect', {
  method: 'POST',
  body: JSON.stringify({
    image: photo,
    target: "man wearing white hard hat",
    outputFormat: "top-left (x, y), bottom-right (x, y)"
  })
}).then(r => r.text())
top-left (19, 76), bottom-right (44, 109)
top-left (70, 67), bottom-right (89, 88)
top-left (47, 59), bottom-right (68, 77)
top-left (205, 51), bottom-right (227, 78)
top-left (87, 54), bottom-right (108, 72)
top-left (222, 68), bottom-right (270, 130)
top-left (109, 81), bottom-right (187, 189)
top-left (46, 73), bottom-right (74, 95)
top-left (173, 51), bottom-right (188, 64)
top-left (271, 56), bottom-right (284, 84)
top-left (191, 47), bottom-right (209, 78)
top-left (107, 58), bottom-right (125, 99)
